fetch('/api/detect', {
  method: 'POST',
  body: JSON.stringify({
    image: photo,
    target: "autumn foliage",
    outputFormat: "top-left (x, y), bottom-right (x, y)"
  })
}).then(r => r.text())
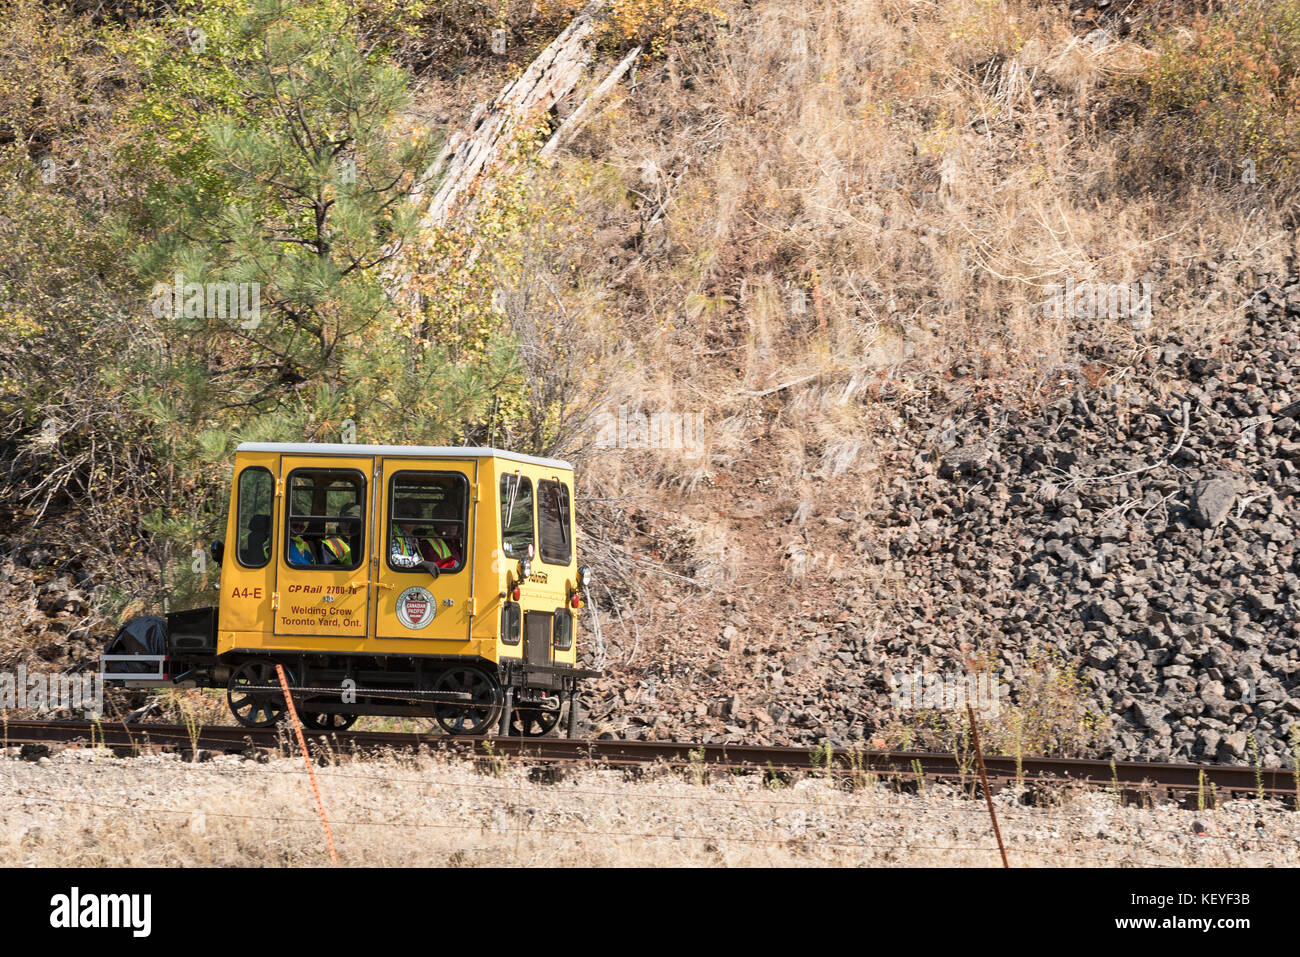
top-left (1136, 1), bottom-right (1300, 188)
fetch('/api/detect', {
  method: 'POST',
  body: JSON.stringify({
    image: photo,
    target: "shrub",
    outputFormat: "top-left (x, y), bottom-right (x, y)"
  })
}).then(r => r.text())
top-left (535, 0), bottom-right (723, 53)
top-left (1134, 1), bottom-right (1300, 190)
top-left (878, 650), bottom-right (1110, 759)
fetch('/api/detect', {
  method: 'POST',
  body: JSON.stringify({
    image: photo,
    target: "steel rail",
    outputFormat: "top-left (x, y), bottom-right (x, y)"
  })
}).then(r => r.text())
top-left (2, 719), bottom-right (1295, 806)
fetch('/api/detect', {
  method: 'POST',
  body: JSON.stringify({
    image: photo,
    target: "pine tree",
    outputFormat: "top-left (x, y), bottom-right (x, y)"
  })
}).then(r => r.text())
top-left (134, 0), bottom-right (446, 436)
top-left (127, 0), bottom-right (522, 607)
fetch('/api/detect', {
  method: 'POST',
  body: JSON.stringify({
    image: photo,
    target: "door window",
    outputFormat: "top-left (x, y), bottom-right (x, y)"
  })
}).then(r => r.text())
top-left (284, 469), bottom-right (365, 570)
top-left (235, 466), bottom-right (274, 568)
top-left (387, 472), bottom-right (468, 573)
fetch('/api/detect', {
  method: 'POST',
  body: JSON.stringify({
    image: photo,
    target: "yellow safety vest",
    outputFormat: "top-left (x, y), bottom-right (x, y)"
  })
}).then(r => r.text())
top-left (392, 528), bottom-right (419, 558)
top-left (323, 536), bottom-right (351, 564)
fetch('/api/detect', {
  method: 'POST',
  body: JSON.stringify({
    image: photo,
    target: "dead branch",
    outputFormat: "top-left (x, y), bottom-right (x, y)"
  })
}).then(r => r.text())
top-left (417, 0), bottom-right (606, 230)
top-left (539, 44), bottom-right (641, 162)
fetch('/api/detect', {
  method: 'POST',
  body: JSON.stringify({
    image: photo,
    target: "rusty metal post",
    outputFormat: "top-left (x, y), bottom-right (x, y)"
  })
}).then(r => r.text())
top-left (967, 700), bottom-right (1009, 868)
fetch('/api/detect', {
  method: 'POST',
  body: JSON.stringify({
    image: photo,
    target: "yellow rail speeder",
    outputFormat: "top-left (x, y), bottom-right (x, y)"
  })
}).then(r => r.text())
top-left (102, 443), bottom-right (597, 736)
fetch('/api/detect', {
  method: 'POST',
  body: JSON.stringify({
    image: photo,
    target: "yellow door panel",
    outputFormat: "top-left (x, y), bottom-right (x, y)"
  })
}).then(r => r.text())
top-left (273, 455), bottom-right (373, 638)
top-left (219, 458), bottom-right (278, 637)
top-left (372, 458), bottom-right (477, 642)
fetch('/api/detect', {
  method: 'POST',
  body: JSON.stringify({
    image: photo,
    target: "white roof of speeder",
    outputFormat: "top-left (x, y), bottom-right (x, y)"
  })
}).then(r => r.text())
top-left (235, 443), bottom-right (573, 471)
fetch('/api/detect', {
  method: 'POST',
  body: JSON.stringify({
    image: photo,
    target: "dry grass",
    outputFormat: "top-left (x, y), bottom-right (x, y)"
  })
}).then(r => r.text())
top-left (2, 747), bottom-right (1296, 866)
top-left (502, 0), bottom-right (1297, 691)
top-left (573, 11), bottom-right (1248, 420)
top-left (876, 649), bottom-right (1113, 758)
top-left (556, 0), bottom-right (1290, 481)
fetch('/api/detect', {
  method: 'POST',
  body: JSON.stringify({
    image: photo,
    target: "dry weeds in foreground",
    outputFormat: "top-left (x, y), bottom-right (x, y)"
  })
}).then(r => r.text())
top-left (1, 749), bottom-right (1295, 866)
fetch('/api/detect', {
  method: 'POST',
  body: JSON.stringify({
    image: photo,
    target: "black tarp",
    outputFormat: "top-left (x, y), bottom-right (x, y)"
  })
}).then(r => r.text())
top-left (104, 615), bottom-right (168, 672)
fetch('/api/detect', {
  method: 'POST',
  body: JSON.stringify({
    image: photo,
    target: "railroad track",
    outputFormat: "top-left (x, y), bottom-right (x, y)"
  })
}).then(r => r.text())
top-left (3, 718), bottom-right (1296, 807)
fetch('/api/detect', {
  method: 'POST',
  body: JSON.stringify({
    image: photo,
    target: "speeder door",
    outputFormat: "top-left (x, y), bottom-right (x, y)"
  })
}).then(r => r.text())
top-left (273, 457), bottom-right (372, 638)
top-left (371, 459), bottom-right (476, 643)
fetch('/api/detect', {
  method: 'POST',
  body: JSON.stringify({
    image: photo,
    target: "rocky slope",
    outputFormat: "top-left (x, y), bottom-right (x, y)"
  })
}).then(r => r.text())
top-left (586, 274), bottom-right (1300, 767)
top-left (0, 549), bottom-right (104, 674)
top-left (871, 278), bottom-right (1300, 765)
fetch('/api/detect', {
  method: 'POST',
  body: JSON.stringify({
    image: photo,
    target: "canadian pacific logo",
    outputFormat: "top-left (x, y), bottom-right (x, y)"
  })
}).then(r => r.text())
top-left (395, 586), bottom-right (435, 629)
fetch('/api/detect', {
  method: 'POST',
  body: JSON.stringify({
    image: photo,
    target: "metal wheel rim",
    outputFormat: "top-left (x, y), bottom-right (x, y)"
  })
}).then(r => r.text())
top-left (227, 660), bottom-right (289, 728)
top-left (510, 698), bottom-right (562, 737)
top-left (432, 667), bottom-right (502, 736)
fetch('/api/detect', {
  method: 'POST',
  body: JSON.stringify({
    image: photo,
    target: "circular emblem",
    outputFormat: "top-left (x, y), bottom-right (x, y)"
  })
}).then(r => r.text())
top-left (396, 586), bottom-right (435, 629)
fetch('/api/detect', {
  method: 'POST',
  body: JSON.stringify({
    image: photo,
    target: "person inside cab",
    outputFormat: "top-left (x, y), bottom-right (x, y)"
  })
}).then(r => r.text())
top-left (288, 520), bottom-right (315, 566)
top-left (391, 518), bottom-right (459, 572)
top-left (320, 530), bottom-right (351, 566)
top-left (321, 505), bottom-right (357, 567)
top-left (421, 522), bottom-right (462, 570)
top-left (390, 519), bottom-right (425, 569)
top-left (245, 513), bottom-right (272, 565)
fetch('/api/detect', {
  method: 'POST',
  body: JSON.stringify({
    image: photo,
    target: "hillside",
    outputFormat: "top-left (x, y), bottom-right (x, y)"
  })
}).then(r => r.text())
top-left (3, 0), bottom-right (1300, 765)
